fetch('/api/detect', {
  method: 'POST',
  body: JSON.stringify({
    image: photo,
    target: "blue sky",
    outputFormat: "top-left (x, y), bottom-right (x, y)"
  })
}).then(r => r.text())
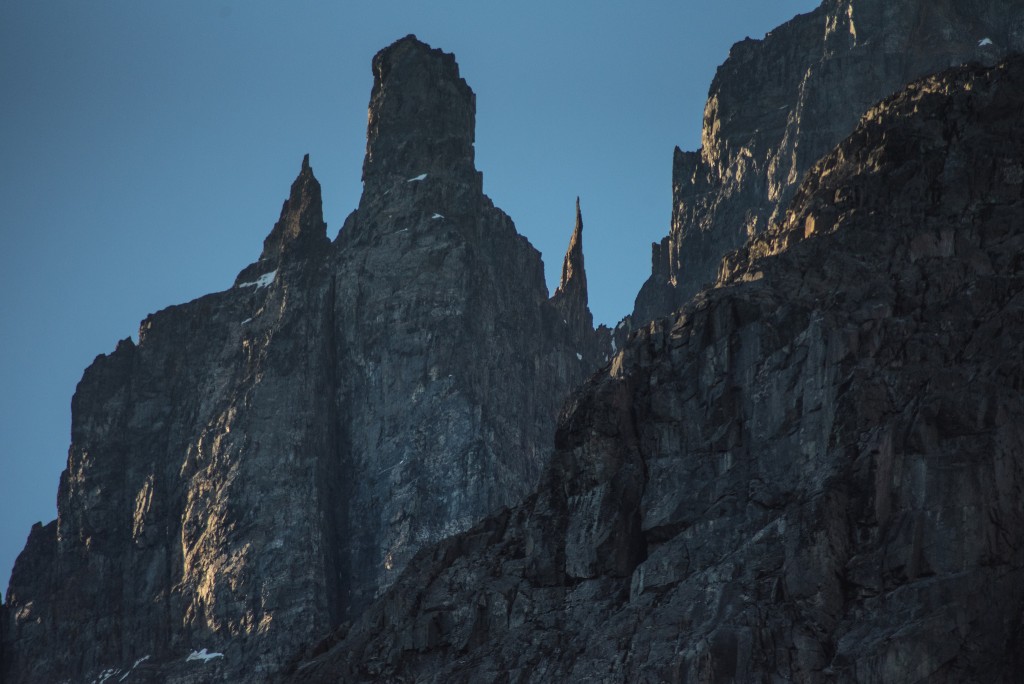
top-left (0, 0), bottom-right (819, 596)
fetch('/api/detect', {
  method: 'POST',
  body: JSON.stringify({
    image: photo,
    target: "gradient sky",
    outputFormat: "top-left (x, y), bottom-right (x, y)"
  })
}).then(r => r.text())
top-left (0, 0), bottom-right (820, 596)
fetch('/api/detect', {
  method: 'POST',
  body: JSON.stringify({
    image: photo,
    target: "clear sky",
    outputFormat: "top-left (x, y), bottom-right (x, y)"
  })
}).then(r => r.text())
top-left (0, 0), bottom-right (820, 597)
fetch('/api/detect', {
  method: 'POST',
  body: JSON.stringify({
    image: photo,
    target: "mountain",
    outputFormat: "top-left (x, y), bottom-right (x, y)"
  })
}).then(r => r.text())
top-left (7, 2), bottom-right (1024, 682)
top-left (1, 36), bottom-right (602, 684)
top-left (631, 0), bottom-right (1024, 325)
top-left (292, 54), bottom-right (1024, 683)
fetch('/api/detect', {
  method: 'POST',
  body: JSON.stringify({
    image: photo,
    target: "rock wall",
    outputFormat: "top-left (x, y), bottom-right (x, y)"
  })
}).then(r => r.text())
top-left (294, 55), bottom-right (1024, 683)
top-left (633, 0), bottom-right (1024, 324)
top-left (1, 36), bottom-right (602, 684)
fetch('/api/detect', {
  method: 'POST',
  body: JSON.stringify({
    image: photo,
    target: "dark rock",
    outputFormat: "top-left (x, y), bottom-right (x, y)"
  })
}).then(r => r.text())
top-left (238, 153), bottom-right (330, 283)
top-left (362, 35), bottom-right (479, 193)
top-left (1, 36), bottom-right (602, 683)
top-left (632, 0), bottom-right (1024, 325)
top-left (293, 55), bottom-right (1024, 684)
top-left (551, 198), bottom-right (608, 366)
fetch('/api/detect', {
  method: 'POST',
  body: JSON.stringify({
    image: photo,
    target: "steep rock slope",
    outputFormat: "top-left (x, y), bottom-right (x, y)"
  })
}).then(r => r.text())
top-left (633, 0), bottom-right (1024, 324)
top-left (295, 55), bottom-right (1024, 683)
top-left (1, 36), bottom-right (602, 684)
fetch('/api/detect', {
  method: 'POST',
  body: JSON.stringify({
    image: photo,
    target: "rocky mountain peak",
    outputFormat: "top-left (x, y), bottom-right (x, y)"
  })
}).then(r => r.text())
top-left (1, 34), bottom-right (606, 684)
top-left (362, 35), bottom-right (477, 189)
top-left (558, 197), bottom-right (586, 293)
top-left (292, 54), bottom-right (1024, 683)
top-left (235, 154), bottom-right (328, 284)
top-left (551, 197), bottom-right (594, 340)
top-left (631, 0), bottom-right (1024, 326)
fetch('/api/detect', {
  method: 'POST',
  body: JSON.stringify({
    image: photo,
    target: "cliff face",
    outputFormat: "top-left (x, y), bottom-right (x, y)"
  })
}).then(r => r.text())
top-left (294, 55), bottom-right (1024, 683)
top-left (1, 36), bottom-right (601, 684)
top-left (633, 0), bottom-right (1024, 324)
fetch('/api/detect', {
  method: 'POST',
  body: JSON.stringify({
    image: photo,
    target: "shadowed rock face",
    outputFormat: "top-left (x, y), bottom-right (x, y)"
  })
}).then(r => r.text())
top-left (632, 0), bottom-right (1024, 325)
top-left (1, 35), bottom-right (601, 684)
top-left (292, 55), bottom-right (1024, 684)
top-left (362, 35), bottom-right (478, 190)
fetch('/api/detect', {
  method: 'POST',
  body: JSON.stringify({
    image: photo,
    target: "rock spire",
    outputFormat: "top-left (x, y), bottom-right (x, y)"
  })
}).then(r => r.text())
top-left (235, 154), bottom-right (329, 285)
top-left (260, 154), bottom-right (329, 260)
top-left (362, 35), bottom-right (478, 189)
top-left (550, 197), bottom-right (593, 337)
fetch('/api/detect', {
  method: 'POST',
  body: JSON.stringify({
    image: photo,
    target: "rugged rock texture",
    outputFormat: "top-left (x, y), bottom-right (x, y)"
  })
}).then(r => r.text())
top-left (1, 35), bottom-right (602, 684)
top-left (293, 56), bottom-right (1024, 683)
top-left (551, 198), bottom-right (611, 362)
top-left (633, 0), bottom-right (1024, 324)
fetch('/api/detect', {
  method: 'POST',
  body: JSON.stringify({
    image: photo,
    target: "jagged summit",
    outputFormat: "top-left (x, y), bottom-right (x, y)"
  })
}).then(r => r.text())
top-left (235, 154), bottom-right (329, 284)
top-left (630, 0), bottom-right (1024, 327)
top-left (557, 197), bottom-right (586, 294)
top-left (362, 35), bottom-right (477, 188)
top-left (551, 198), bottom-right (594, 341)
top-left (292, 53), bottom-right (1024, 684)
top-left (0, 33), bottom-right (607, 684)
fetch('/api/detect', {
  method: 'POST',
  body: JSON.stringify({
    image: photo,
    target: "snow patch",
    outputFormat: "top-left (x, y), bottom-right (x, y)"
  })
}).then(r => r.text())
top-left (611, 338), bottom-right (617, 353)
top-left (407, 173), bottom-right (427, 182)
top-left (238, 270), bottom-right (277, 289)
top-left (118, 656), bottom-right (150, 681)
top-left (94, 668), bottom-right (121, 684)
top-left (240, 318), bottom-right (252, 325)
top-left (431, 213), bottom-right (444, 220)
top-left (186, 648), bottom-right (224, 663)
top-left (576, 353), bottom-right (583, 361)
top-left (979, 37), bottom-right (993, 46)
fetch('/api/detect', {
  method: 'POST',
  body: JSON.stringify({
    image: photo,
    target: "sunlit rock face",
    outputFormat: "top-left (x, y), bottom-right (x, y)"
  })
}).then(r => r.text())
top-left (632, 0), bottom-right (1024, 325)
top-left (0, 35), bottom-right (602, 684)
top-left (294, 54), bottom-right (1024, 683)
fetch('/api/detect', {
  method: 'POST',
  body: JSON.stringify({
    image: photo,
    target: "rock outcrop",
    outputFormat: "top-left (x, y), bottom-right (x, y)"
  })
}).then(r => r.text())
top-left (633, 0), bottom-right (1024, 324)
top-left (551, 198), bottom-right (609, 364)
top-left (1, 35), bottom-right (602, 684)
top-left (292, 55), bottom-right (1024, 683)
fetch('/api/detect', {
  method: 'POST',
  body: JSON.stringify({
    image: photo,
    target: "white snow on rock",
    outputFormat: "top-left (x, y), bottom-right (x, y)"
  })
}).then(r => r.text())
top-left (94, 668), bottom-right (121, 684)
top-left (254, 271), bottom-right (276, 288)
top-left (431, 213), bottom-right (444, 220)
top-left (186, 648), bottom-right (225, 663)
top-left (118, 656), bottom-right (150, 681)
top-left (407, 173), bottom-right (428, 182)
top-left (979, 37), bottom-right (993, 46)
top-left (238, 270), bottom-right (277, 289)
top-left (576, 353), bottom-right (583, 361)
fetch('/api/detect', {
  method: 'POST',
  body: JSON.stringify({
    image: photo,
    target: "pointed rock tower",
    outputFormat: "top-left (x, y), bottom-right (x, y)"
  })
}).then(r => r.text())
top-left (235, 154), bottom-right (330, 285)
top-left (362, 35), bottom-right (479, 191)
top-left (550, 198), bottom-right (610, 364)
top-left (551, 198), bottom-right (593, 334)
top-left (260, 155), bottom-right (328, 259)
top-left (326, 35), bottom-right (605, 617)
top-left (3, 35), bottom-right (604, 684)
